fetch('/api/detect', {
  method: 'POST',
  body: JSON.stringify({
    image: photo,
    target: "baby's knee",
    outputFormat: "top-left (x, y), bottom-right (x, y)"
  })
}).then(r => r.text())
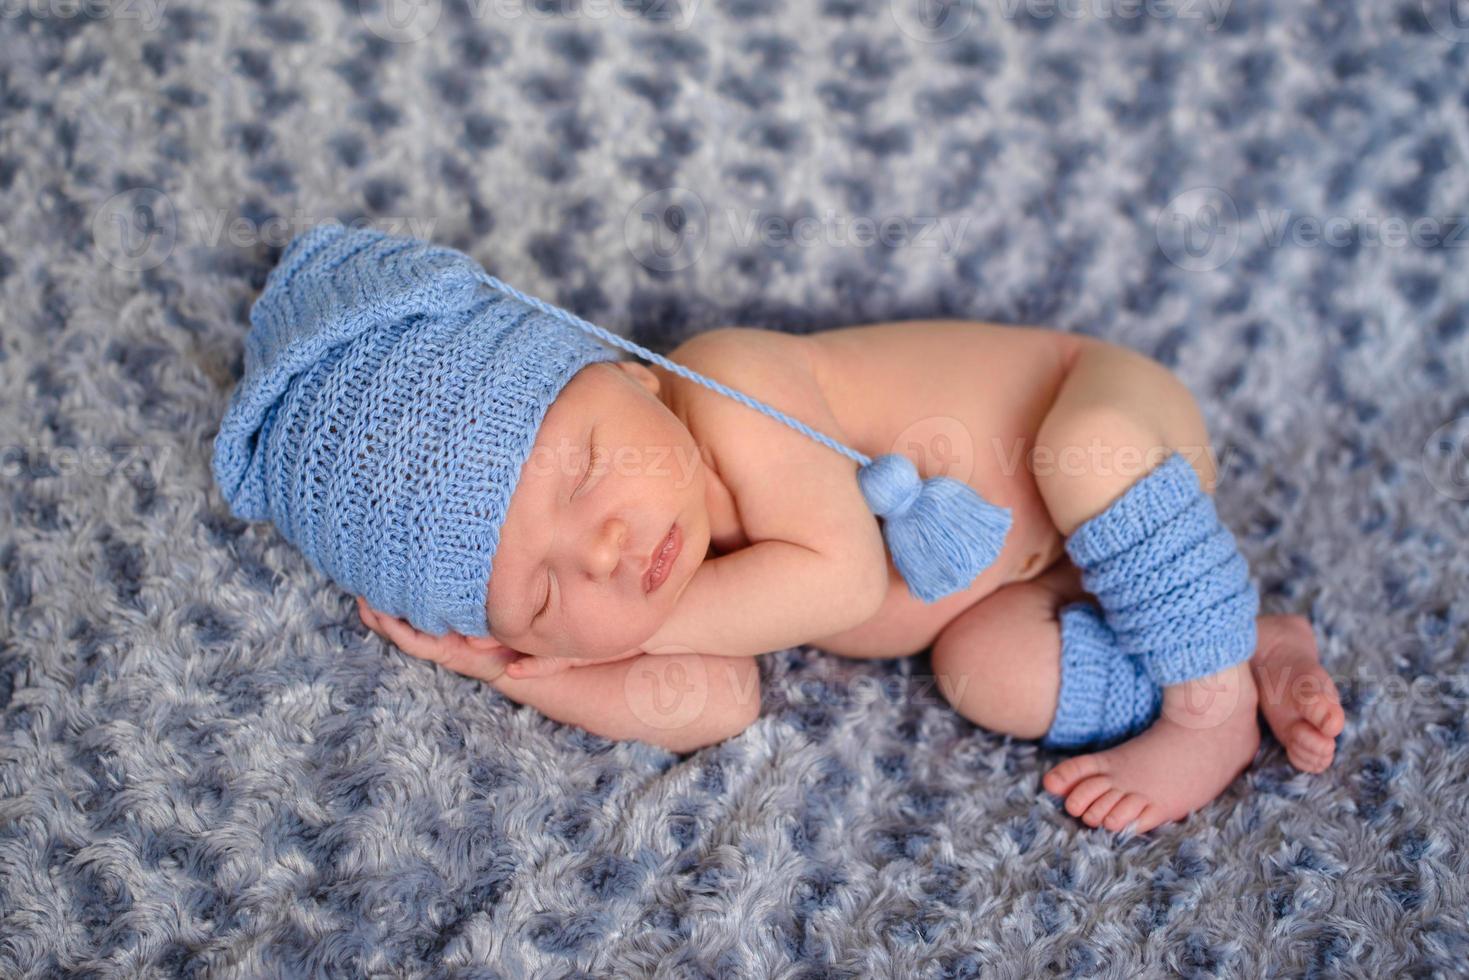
top-left (1034, 401), bottom-right (1174, 504)
top-left (930, 588), bottom-right (1065, 740)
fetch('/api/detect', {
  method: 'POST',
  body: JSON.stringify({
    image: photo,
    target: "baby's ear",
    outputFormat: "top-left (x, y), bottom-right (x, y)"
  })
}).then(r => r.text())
top-left (613, 360), bottom-right (661, 396)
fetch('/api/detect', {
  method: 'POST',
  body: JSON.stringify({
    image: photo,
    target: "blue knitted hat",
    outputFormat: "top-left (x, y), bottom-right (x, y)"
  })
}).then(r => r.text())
top-left (214, 224), bottom-right (1016, 639)
top-left (211, 224), bottom-right (618, 636)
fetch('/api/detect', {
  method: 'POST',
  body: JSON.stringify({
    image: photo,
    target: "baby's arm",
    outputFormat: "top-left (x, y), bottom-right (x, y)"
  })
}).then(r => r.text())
top-left (644, 540), bottom-right (882, 658)
top-left (490, 652), bottom-right (761, 753)
top-left (644, 328), bottom-right (890, 659)
top-left (359, 599), bottom-right (760, 753)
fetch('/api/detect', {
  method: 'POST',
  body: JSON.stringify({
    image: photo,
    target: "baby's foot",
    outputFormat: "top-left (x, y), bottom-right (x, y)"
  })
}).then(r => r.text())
top-left (1042, 664), bottom-right (1260, 834)
top-left (1249, 614), bottom-right (1345, 773)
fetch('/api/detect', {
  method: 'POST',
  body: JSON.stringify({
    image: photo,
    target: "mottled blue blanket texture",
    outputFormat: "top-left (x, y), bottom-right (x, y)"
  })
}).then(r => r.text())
top-left (1, 1), bottom-right (1467, 977)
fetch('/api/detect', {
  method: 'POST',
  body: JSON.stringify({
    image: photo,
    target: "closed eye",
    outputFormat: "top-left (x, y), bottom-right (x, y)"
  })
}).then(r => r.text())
top-left (575, 444), bottom-right (604, 497)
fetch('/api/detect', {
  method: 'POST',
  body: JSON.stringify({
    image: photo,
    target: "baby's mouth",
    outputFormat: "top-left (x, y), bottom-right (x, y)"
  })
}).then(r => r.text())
top-left (643, 522), bottom-right (680, 594)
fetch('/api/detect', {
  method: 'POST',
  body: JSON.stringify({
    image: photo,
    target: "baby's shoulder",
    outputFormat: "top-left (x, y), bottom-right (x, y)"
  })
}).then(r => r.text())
top-left (667, 326), bottom-right (886, 567)
top-left (665, 327), bottom-right (831, 451)
top-left (668, 325), bottom-right (817, 379)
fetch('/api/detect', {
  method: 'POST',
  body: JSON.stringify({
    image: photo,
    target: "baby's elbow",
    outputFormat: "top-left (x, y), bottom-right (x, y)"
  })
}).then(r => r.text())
top-left (725, 658), bottom-right (764, 734)
top-left (688, 656), bottom-right (763, 751)
top-left (640, 655), bottom-right (762, 754)
top-left (711, 656), bottom-right (762, 741)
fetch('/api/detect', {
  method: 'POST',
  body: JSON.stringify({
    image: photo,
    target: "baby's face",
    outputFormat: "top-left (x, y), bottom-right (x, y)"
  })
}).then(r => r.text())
top-left (485, 360), bottom-right (711, 660)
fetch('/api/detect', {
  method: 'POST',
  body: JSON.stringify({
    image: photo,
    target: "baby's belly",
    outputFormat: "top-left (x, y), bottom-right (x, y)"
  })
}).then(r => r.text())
top-left (807, 482), bottom-right (1066, 659)
top-left (805, 320), bottom-right (1083, 659)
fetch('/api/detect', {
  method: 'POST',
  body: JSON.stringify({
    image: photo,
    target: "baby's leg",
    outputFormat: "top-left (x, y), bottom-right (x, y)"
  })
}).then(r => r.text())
top-left (933, 572), bottom-right (1342, 830)
top-left (1027, 340), bottom-right (1265, 831)
top-left (934, 558), bottom-right (1162, 749)
top-left (930, 561), bottom-right (1081, 742)
top-left (1251, 615), bottom-right (1346, 772)
top-left (934, 559), bottom-right (1233, 834)
top-left (1032, 345), bottom-right (1344, 774)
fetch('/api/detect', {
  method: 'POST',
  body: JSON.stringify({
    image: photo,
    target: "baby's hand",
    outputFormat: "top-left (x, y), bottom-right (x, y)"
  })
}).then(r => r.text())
top-left (358, 598), bottom-right (645, 681)
top-left (502, 655), bottom-right (577, 679)
top-left (502, 645), bottom-right (650, 679)
top-left (357, 596), bottom-right (522, 683)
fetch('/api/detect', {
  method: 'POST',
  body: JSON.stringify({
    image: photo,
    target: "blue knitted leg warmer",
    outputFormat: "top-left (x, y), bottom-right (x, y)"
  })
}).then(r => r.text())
top-left (1064, 452), bottom-right (1259, 688)
top-left (1042, 602), bottom-right (1162, 750)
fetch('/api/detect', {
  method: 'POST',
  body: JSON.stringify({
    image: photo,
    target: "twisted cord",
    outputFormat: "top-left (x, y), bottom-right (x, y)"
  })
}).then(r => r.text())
top-left (475, 272), bottom-right (873, 468)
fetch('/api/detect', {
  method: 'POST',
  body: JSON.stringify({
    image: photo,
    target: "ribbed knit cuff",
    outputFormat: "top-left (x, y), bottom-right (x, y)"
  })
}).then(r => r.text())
top-left (1065, 453), bottom-right (1201, 567)
top-left (1064, 452), bottom-right (1259, 688)
top-left (1042, 603), bottom-right (1163, 750)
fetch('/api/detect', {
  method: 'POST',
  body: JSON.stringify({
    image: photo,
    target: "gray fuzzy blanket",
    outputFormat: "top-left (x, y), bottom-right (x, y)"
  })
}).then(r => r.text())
top-left (2, 0), bottom-right (1467, 976)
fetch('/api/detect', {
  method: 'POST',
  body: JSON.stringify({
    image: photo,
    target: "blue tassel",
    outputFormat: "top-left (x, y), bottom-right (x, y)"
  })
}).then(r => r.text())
top-left (856, 453), bottom-right (1013, 602)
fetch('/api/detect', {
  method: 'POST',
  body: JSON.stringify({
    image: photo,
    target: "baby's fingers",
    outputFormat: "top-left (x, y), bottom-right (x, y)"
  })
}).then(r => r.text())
top-left (367, 606), bottom-right (452, 663)
top-left (504, 655), bottom-right (574, 679)
top-left (357, 596), bottom-right (383, 634)
top-left (355, 598), bottom-right (519, 682)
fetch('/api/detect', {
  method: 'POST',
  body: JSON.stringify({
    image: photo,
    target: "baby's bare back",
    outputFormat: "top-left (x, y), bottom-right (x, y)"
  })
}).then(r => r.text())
top-left (670, 320), bottom-right (1089, 659)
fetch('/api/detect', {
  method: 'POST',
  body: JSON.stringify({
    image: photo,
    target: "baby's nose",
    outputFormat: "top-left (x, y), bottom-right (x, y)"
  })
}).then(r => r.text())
top-left (586, 516), bottom-right (631, 580)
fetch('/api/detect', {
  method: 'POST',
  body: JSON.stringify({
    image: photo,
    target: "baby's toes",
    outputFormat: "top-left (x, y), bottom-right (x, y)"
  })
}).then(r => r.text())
top-left (1081, 788), bottom-right (1126, 827)
top-left (1102, 793), bottom-right (1151, 833)
top-left (1304, 693), bottom-right (1339, 731)
top-left (1131, 802), bottom-right (1170, 834)
top-left (1287, 720), bottom-right (1335, 771)
top-left (1310, 697), bottom-right (1346, 739)
top-left (1287, 746), bottom-right (1330, 774)
top-left (1064, 774), bottom-right (1116, 819)
top-left (1289, 718), bottom-right (1334, 754)
top-left (1043, 752), bottom-right (1109, 797)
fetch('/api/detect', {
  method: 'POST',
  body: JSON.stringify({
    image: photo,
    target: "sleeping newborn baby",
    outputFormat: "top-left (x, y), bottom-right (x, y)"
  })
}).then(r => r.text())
top-left (214, 226), bottom-right (1345, 835)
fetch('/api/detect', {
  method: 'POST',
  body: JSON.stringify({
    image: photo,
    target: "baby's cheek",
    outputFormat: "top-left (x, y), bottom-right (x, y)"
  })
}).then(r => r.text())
top-left (567, 603), bottom-right (655, 658)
